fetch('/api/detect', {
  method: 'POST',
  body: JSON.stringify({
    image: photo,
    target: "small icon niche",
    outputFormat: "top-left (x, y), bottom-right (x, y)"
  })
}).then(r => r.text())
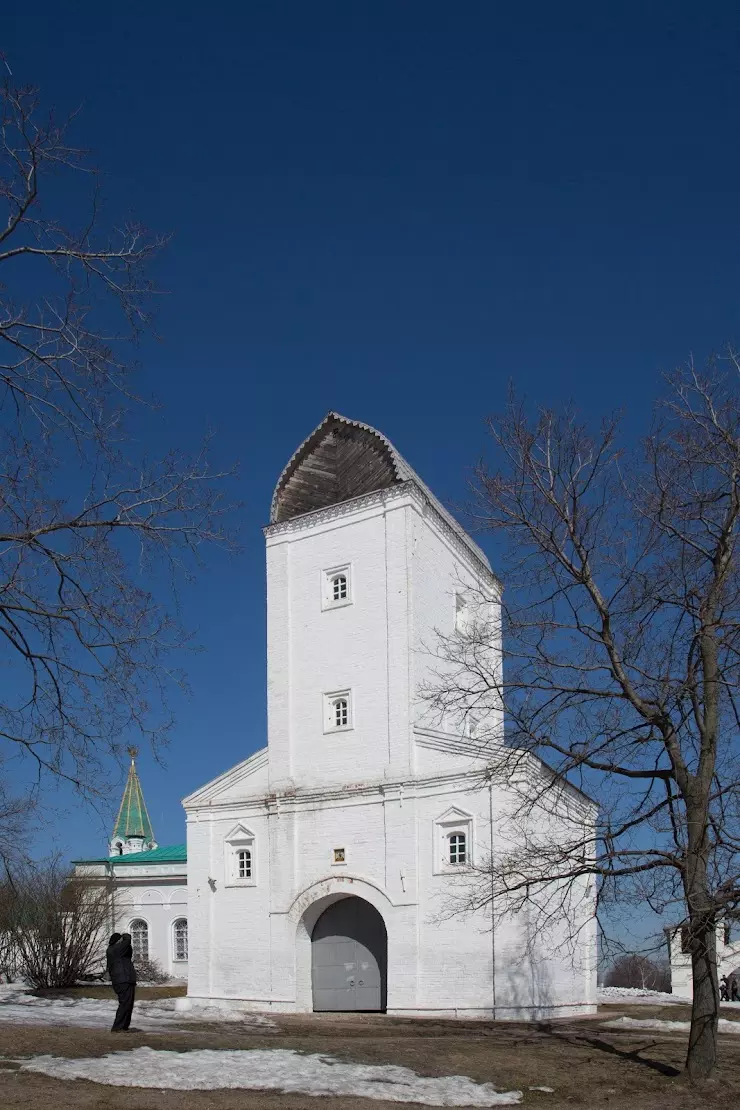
top-left (333, 848), bottom-right (346, 864)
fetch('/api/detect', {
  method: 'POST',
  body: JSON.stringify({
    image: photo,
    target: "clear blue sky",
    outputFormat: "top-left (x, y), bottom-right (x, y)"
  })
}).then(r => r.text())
top-left (4, 1), bottom-right (739, 939)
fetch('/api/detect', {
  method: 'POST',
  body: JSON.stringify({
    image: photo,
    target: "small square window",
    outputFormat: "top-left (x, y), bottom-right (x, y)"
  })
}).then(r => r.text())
top-left (324, 689), bottom-right (353, 732)
top-left (323, 565), bottom-right (352, 609)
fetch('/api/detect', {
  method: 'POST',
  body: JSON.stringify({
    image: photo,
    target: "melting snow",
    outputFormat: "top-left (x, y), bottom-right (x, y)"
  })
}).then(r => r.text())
top-left (597, 987), bottom-right (740, 1011)
top-left (0, 985), bottom-right (274, 1030)
top-left (19, 1046), bottom-right (523, 1105)
top-left (597, 987), bottom-right (688, 1005)
top-left (601, 1016), bottom-right (740, 1035)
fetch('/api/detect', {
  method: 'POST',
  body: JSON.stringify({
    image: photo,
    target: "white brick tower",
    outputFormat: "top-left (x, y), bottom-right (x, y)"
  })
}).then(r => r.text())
top-left (182, 413), bottom-right (597, 1020)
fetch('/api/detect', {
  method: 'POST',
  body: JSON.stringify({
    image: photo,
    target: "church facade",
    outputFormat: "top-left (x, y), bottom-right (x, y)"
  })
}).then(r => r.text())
top-left (73, 752), bottom-right (189, 980)
top-left (181, 413), bottom-right (597, 1019)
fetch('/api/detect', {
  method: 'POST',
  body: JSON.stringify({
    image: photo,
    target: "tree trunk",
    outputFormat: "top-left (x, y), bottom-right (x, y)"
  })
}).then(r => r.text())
top-left (686, 911), bottom-right (718, 1079)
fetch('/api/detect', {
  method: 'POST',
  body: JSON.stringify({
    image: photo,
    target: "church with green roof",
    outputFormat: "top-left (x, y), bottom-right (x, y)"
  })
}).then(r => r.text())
top-left (73, 749), bottom-right (189, 979)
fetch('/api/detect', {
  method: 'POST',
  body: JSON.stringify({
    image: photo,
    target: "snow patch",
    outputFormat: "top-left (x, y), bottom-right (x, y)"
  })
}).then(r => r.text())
top-left (598, 986), bottom-right (740, 1011)
top-left (601, 1016), bottom-right (740, 1035)
top-left (597, 987), bottom-right (688, 1005)
top-left (19, 1046), bottom-right (523, 1105)
top-left (0, 985), bottom-right (274, 1030)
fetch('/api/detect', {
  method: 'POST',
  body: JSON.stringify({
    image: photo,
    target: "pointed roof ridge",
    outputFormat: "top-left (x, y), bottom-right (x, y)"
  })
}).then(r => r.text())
top-left (112, 748), bottom-right (155, 843)
top-left (269, 411), bottom-right (493, 575)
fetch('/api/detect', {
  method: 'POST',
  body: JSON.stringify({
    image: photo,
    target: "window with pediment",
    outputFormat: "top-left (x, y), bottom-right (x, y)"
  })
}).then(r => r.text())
top-left (224, 823), bottom-right (257, 887)
top-left (434, 807), bottom-right (474, 874)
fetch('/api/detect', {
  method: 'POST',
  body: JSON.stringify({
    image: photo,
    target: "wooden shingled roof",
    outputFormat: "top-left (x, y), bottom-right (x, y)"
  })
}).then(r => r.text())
top-left (269, 412), bottom-right (493, 574)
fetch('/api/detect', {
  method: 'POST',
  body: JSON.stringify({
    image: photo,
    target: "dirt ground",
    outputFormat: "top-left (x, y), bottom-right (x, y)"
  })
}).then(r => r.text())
top-left (1, 991), bottom-right (739, 1110)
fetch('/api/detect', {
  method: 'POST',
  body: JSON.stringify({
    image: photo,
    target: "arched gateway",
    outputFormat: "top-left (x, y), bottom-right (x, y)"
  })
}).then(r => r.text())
top-left (311, 896), bottom-right (387, 1012)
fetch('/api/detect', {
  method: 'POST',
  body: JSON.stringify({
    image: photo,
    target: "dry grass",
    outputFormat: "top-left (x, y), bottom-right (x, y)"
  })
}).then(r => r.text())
top-left (0, 1004), bottom-right (739, 1109)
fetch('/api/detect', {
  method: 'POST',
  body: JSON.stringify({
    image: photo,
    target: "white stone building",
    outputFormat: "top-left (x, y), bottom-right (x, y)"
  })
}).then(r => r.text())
top-left (668, 920), bottom-right (740, 998)
top-left (74, 752), bottom-right (189, 980)
top-left (181, 412), bottom-right (597, 1018)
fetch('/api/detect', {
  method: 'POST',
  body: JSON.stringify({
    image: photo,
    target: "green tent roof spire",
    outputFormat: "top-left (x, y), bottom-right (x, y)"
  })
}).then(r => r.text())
top-left (111, 747), bottom-right (155, 848)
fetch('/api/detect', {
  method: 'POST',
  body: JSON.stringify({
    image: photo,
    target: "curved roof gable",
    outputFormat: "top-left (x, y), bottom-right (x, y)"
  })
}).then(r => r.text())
top-left (270, 412), bottom-right (492, 574)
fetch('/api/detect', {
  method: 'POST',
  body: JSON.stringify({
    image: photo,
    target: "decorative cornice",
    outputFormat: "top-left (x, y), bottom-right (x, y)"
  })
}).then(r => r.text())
top-left (265, 480), bottom-right (499, 587)
top-left (184, 766), bottom-right (489, 816)
top-left (264, 485), bottom-right (397, 537)
top-left (413, 727), bottom-right (492, 759)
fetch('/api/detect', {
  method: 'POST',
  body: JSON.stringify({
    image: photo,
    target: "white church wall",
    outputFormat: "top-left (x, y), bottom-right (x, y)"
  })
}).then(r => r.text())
top-left (184, 773), bottom-right (596, 1016)
top-left (414, 783), bottom-right (494, 1015)
top-left (410, 506), bottom-right (502, 777)
top-left (485, 774), bottom-right (598, 1017)
top-left (292, 796), bottom-right (387, 893)
top-left (186, 809), bottom-right (274, 1001)
top-left (668, 923), bottom-right (740, 998)
top-left (185, 821), bottom-right (213, 998)
top-left (184, 749), bottom-right (269, 809)
top-left (266, 494), bottom-right (414, 791)
top-left (113, 881), bottom-right (188, 979)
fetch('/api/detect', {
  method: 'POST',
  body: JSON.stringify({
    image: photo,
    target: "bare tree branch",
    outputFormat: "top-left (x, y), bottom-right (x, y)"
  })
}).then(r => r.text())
top-left (0, 74), bottom-right (236, 812)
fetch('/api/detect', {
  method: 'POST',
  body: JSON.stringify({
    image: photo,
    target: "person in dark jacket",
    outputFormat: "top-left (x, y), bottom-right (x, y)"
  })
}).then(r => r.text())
top-left (106, 932), bottom-right (137, 1032)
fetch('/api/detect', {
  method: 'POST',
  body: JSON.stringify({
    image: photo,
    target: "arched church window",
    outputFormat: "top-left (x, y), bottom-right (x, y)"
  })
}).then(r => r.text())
top-left (333, 698), bottom-right (348, 728)
top-left (324, 690), bottom-right (352, 732)
top-left (332, 574), bottom-right (348, 601)
top-left (173, 918), bottom-right (188, 961)
top-left (237, 849), bottom-right (252, 879)
top-left (448, 832), bottom-right (467, 866)
top-left (130, 918), bottom-right (149, 962)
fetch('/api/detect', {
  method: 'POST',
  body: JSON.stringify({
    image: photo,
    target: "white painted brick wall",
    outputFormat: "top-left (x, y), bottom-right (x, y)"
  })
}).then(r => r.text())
top-left (668, 924), bottom-right (740, 997)
top-left (112, 883), bottom-right (188, 979)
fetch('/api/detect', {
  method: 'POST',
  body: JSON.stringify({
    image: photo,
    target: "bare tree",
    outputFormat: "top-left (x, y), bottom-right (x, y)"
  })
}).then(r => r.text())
top-left (426, 360), bottom-right (740, 1079)
top-left (604, 954), bottom-right (671, 993)
top-left (0, 859), bottom-right (111, 987)
top-left (0, 72), bottom-right (233, 809)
